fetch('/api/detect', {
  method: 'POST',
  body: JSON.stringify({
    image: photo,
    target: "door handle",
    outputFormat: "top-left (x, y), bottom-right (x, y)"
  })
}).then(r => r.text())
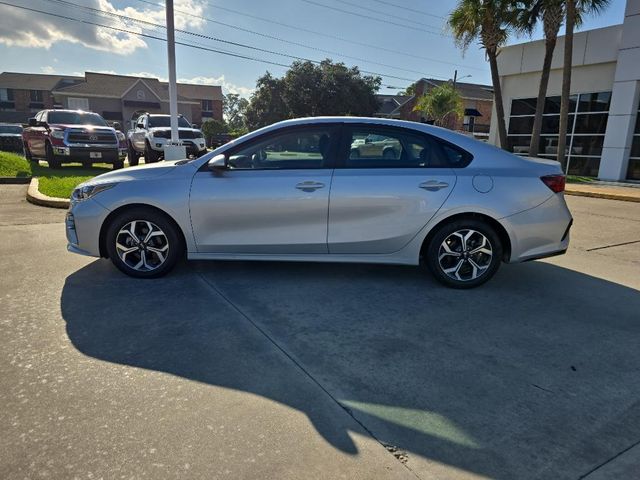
top-left (419, 180), bottom-right (449, 191)
top-left (296, 181), bottom-right (325, 192)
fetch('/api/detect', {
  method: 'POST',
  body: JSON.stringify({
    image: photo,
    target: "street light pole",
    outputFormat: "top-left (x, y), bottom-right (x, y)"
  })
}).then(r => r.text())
top-left (164, 0), bottom-right (186, 160)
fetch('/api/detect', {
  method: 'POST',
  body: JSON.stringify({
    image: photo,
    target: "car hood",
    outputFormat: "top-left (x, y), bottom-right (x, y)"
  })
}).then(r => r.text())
top-left (148, 127), bottom-right (200, 133)
top-left (49, 124), bottom-right (116, 132)
top-left (79, 160), bottom-right (181, 187)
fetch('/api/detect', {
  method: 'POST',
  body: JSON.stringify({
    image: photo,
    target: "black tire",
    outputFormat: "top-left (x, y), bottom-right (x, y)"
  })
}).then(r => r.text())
top-left (424, 219), bottom-right (502, 289)
top-left (24, 145), bottom-right (35, 162)
top-left (383, 148), bottom-right (396, 159)
top-left (82, 161), bottom-right (92, 169)
top-left (105, 208), bottom-right (183, 279)
top-left (144, 141), bottom-right (160, 163)
top-left (45, 142), bottom-right (61, 169)
top-left (112, 159), bottom-right (124, 170)
top-left (128, 141), bottom-right (140, 166)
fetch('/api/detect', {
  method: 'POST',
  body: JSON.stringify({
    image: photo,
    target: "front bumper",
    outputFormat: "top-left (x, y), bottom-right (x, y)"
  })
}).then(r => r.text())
top-left (53, 145), bottom-right (127, 163)
top-left (150, 137), bottom-right (207, 155)
top-left (66, 198), bottom-right (110, 257)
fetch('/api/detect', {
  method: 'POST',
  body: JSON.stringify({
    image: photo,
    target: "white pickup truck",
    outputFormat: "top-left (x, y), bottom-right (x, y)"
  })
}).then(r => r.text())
top-left (127, 113), bottom-right (207, 165)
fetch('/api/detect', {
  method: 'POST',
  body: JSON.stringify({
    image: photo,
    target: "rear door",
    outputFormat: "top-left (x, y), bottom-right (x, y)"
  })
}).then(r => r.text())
top-left (131, 115), bottom-right (147, 151)
top-left (328, 124), bottom-right (458, 254)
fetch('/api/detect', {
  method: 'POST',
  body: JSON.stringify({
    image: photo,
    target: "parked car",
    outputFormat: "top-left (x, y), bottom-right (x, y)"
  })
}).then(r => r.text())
top-left (127, 113), bottom-right (207, 165)
top-left (0, 123), bottom-right (24, 154)
top-left (22, 110), bottom-right (127, 169)
top-left (351, 133), bottom-right (401, 159)
top-left (66, 117), bottom-right (572, 288)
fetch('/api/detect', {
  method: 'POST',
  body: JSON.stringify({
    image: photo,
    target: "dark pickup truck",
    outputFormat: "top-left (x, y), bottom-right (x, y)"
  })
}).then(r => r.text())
top-left (23, 110), bottom-right (127, 169)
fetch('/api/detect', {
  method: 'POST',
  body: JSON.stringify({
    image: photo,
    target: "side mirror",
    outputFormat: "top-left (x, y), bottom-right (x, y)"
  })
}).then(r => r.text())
top-left (137, 123), bottom-right (144, 129)
top-left (207, 153), bottom-right (227, 171)
top-left (192, 123), bottom-right (199, 129)
top-left (113, 122), bottom-right (121, 131)
top-left (28, 117), bottom-right (37, 127)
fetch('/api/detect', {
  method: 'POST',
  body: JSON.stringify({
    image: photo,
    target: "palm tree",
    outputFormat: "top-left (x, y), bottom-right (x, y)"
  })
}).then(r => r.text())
top-left (518, 0), bottom-right (565, 157)
top-left (414, 83), bottom-right (465, 129)
top-left (449, 0), bottom-right (517, 150)
top-left (556, 0), bottom-right (609, 168)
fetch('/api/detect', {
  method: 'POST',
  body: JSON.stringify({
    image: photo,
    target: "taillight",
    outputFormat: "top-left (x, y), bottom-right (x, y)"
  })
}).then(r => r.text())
top-left (541, 174), bottom-right (565, 193)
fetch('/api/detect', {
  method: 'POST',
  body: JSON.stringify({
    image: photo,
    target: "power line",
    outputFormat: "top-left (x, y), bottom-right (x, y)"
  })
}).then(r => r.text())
top-left (333, 0), bottom-right (442, 29)
top-left (146, 0), bottom-right (485, 72)
top-left (132, 0), bottom-right (453, 77)
top-left (0, 1), bottom-right (416, 89)
top-left (37, 0), bottom-right (431, 84)
top-left (370, 0), bottom-right (446, 19)
top-left (299, 0), bottom-right (446, 35)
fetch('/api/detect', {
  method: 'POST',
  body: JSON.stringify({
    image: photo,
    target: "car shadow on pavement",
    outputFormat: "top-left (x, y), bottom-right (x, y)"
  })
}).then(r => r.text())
top-left (61, 259), bottom-right (640, 479)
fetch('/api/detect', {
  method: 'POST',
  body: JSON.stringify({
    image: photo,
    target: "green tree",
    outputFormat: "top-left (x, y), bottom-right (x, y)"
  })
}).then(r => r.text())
top-left (201, 119), bottom-right (228, 146)
top-left (244, 60), bottom-right (382, 130)
top-left (413, 83), bottom-right (464, 129)
top-left (517, 0), bottom-right (565, 157)
top-left (449, 0), bottom-right (517, 150)
top-left (556, 0), bottom-right (609, 168)
top-left (223, 93), bottom-right (249, 133)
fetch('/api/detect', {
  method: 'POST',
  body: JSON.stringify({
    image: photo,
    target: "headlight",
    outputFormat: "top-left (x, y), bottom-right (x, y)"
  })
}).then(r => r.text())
top-left (50, 129), bottom-right (65, 139)
top-left (71, 183), bottom-right (117, 201)
top-left (116, 131), bottom-right (126, 141)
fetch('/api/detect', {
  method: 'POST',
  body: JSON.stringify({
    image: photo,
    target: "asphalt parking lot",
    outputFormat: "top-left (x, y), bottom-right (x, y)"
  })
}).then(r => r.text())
top-left (1, 185), bottom-right (639, 480)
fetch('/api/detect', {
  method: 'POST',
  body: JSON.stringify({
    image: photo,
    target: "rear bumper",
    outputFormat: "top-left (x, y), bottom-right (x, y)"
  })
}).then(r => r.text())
top-left (503, 194), bottom-right (573, 263)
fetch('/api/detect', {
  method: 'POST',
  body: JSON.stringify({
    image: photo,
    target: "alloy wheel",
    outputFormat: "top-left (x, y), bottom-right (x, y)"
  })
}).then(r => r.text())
top-left (438, 229), bottom-right (493, 282)
top-left (115, 220), bottom-right (169, 272)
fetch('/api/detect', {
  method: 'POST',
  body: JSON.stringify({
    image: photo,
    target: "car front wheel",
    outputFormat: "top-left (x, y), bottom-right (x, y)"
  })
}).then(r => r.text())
top-left (45, 143), bottom-right (61, 169)
top-left (425, 219), bottom-right (502, 289)
top-left (105, 208), bottom-right (183, 278)
top-left (144, 141), bottom-right (160, 163)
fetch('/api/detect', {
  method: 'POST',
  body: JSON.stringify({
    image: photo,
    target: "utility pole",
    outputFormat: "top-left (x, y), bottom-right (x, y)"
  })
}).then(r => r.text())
top-left (163, 0), bottom-right (186, 160)
top-left (453, 69), bottom-right (458, 90)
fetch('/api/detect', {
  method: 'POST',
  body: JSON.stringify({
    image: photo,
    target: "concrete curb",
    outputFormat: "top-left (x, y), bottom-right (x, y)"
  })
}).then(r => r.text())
top-left (565, 187), bottom-right (640, 203)
top-left (0, 176), bottom-right (32, 184)
top-left (26, 178), bottom-right (70, 209)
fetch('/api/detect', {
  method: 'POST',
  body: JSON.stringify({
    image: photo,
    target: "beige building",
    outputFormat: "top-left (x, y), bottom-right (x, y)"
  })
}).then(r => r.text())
top-left (489, 0), bottom-right (640, 181)
top-left (0, 71), bottom-right (223, 128)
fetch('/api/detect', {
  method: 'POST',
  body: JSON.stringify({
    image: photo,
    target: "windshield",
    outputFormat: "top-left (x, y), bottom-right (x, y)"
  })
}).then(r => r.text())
top-left (148, 116), bottom-right (192, 128)
top-left (0, 125), bottom-right (22, 134)
top-left (47, 111), bottom-right (108, 126)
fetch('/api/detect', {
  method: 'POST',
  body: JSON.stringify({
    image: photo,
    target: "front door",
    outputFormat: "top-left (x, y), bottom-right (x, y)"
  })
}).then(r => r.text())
top-left (190, 125), bottom-right (339, 254)
top-left (328, 124), bottom-right (457, 254)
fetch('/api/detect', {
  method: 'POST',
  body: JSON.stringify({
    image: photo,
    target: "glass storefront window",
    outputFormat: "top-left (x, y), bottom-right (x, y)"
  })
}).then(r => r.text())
top-left (508, 91), bottom-right (611, 177)
top-left (628, 105), bottom-right (640, 181)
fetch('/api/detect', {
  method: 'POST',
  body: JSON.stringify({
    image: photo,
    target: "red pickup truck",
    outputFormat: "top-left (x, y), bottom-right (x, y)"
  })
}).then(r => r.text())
top-left (23, 109), bottom-right (127, 169)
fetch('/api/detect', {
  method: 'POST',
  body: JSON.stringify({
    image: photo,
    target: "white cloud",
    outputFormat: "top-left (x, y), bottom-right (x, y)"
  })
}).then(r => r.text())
top-left (41, 66), bottom-right (56, 74)
top-left (0, 0), bottom-right (206, 55)
top-left (177, 75), bottom-right (254, 97)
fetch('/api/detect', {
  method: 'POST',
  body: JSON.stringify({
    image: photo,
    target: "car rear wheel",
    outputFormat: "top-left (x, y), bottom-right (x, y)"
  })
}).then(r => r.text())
top-left (105, 208), bottom-right (183, 278)
top-left (128, 141), bottom-right (140, 166)
top-left (45, 143), bottom-right (61, 169)
top-left (112, 160), bottom-right (124, 170)
top-left (425, 219), bottom-right (502, 289)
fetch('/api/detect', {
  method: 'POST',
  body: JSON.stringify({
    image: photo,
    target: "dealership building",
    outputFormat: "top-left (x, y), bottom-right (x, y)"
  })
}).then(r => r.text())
top-left (489, 0), bottom-right (640, 181)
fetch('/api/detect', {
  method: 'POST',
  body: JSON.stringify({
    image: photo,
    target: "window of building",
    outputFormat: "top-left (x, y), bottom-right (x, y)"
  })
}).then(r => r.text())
top-left (508, 91), bottom-right (611, 177)
top-left (202, 99), bottom-right (213, 112)
top-left (68, 97), bottom-right (89, 110)
top-left (0, 88), bottom-right (14, 101)
top-left (627, 106), bottom-right (640, 181)
top-left (30, 90), bottom-right (44, 102)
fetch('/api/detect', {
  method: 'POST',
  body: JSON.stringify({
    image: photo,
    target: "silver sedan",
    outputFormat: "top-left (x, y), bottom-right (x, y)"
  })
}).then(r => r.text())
top-left (66, 117), bottom-right (573, 288)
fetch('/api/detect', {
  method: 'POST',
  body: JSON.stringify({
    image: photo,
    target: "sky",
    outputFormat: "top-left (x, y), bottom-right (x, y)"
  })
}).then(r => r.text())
top-left (0, 0), bottom-right (628, 97)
